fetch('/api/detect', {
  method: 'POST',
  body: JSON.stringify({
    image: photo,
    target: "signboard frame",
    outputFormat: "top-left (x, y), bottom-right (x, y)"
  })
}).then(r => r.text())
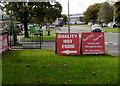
top-left (81, 32), bottom-right (105, 54)
top-left (56, 33), bottom-right (80, 55)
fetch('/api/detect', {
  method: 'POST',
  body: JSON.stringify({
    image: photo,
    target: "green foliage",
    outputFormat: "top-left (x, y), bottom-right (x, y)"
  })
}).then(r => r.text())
top-left (4, 2), bottom-right (39, 38)
top-left (4, 2), bottom-right (62, 37)
top-left (84, 3), bottom-right (101, 24)
top-left (114, 1), bottom-right (120, 24)
top-left (45, 2), bottom-right (62, 23)
top-left (98, 2), bottom-right (113, 24)
top-left (31, 2), bottom-right (62, 24)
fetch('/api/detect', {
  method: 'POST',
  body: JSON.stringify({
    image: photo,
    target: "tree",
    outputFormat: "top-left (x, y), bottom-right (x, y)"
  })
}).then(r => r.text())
top-left (113, 1), bottom-right (120, 24)
top-left (31, 2), bottom-right (62, 25)
top-left (4, 2), bottom-right (37, 38)
top-left (97, 2), bottom-right (113, 24)
top-left (4, 2), bottom-right (62, 38)
top-left (84, 3), bottom-right (101, 24)
top-left (44, 2), bottom-right (62, 24)
top-left (62, 14), bottom-right (67, 25)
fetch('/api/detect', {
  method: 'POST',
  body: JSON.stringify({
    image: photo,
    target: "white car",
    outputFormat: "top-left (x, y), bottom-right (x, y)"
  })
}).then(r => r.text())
top-left (91, 24), bottom-right (102, 32)
top-left (88, 22), bottom-right (93, 26)
top-left (77, 21), bottom-right (85, 25)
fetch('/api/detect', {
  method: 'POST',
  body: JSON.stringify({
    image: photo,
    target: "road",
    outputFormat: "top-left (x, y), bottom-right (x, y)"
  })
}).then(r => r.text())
top-left (54, 25), bottom-right (119, 56)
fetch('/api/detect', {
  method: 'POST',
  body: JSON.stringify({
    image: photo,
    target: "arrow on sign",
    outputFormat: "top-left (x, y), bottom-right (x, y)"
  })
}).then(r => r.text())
top-left (61, 50), bottom-right (77, 54)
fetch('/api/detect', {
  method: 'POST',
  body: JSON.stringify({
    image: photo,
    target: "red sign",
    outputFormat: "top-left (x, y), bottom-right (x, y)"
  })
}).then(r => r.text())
top-left (81, 32), bottom-right (105, 54)
top-left (0, 33), bottom-right (9, 53)
top-left (56, 33), bottom-right (80, 55)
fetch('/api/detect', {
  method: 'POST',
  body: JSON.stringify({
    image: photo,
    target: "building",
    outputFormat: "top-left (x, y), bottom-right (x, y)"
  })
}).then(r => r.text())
top-left (68, 13), bottom-right (84, 24)
top-left (0, 10), bottom-right (9, 30)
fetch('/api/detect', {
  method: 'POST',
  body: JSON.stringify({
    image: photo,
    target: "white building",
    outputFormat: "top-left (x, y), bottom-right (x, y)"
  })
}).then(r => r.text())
top-left (69, 13), bottom-right (84, 24)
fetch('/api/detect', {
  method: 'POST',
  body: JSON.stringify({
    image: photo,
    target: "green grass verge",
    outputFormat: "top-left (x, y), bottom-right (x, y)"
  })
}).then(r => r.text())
top-left (2, 50), bottom-right (118, 84)
top-left (81, 25), bottom-right (120, 33)
top-left (80, 25), bottom-right (92, 28)
top-left (102, 27), bottom-right (120, 33)
top-left (21, 35), bottom-right (56, 42)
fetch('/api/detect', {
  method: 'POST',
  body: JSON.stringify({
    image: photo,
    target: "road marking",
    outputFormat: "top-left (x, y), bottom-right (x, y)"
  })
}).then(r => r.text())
top-left (107, 51), bottom-right (118, 53)
top-left (61, 50), bottom-right (77, 54)
top-left (105, 42), bottom-right (117, 45)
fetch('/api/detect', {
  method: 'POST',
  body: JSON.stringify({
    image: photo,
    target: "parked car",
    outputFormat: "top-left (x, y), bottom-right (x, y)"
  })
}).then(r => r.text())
top-left (91, 24), bottom-right (102, 32)
top-left (50, 25), bottom-right (55, 28)
top-left (77, 21), bottom-right (85, 25)
top-left (16, 24), bottom-right (23, 33)
top-left (88, 22), bottom-right (93, 26)
top-left (102, 23), bottom-right (107, 27)
top-left (113, 24), bottom-right (120, 28)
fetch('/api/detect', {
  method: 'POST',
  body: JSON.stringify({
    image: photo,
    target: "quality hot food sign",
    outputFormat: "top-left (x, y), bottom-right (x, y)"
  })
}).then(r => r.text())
top-left (56, 33), bottom-right (80, 55)
top-left (82, 32), bottom-right (105, 54)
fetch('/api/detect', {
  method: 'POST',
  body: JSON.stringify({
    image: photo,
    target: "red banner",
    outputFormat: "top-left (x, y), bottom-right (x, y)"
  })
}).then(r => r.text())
top-left (56, 33), bottom-right (80, 55)
top-left (0, 33), bottom-right (8, 53)
top-left (81, 32), bottom-right (105, 54)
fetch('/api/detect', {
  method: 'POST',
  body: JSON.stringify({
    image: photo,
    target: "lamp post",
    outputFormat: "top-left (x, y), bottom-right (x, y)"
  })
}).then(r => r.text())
top-left (68, 0), bottom-right (70, 33)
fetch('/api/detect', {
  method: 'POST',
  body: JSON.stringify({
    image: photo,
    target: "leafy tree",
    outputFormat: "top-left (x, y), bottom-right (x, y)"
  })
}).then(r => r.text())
top-left (44, 2), bottom-right (62, 24)
top-left (113, 1), bottom-right (120, 24)
top-left (4, 2), bottom-right (37, 38)
top-left (31, 2), bottom-right (62, 25)
top-left (4, 2), bottom-right (62, 38)
top-left (84, 3), bottom-right (101, 24)
top-left (97, 2), bottom-right (113, 24)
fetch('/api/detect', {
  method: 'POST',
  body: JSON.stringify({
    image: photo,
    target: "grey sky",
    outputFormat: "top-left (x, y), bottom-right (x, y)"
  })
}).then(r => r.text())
top-left (56, 0), bottom-right (107, 14)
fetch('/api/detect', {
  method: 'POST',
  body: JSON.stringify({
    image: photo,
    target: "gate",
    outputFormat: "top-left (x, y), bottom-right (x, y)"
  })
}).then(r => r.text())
top-left (17, 26), bottom-right (43, 49)
top-left (20, 26), bottom-right (43, 49)
top-left (8, 22), bottom-right (43, 49)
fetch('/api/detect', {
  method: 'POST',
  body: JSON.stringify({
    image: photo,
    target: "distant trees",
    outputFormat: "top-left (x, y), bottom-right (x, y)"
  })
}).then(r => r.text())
top-left (3, 2), bottom-right (62, 38)
top-left (97, 2), bottom-right (113, 24)
top-left (113, 1), bottom-right (120, 24)
top-left (83, 3), bottom-right (101, 24)
top-left (84, 2), bottom-right (114, 24)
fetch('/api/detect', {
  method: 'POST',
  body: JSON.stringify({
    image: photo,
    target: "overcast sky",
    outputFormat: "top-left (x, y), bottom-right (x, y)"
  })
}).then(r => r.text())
top-left (56, 0), bottom-right (107, 14)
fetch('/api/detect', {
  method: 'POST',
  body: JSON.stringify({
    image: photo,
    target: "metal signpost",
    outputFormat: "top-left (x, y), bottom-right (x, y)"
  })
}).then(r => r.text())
top-left (68, 0), bottom-right (70, 33)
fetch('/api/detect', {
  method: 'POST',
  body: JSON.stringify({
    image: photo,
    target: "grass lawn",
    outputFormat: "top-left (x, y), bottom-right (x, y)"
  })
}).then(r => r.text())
top-left (80, 25), bottom-right (92, 28)
top-left (102, 27), bottom-right (120, 33)
top-left (2, 50), bottom-right (118, 84)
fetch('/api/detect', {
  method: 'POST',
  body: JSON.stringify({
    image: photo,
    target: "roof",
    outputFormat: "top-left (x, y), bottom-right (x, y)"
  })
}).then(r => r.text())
top-left (69, 13), bottom-right (84, 18)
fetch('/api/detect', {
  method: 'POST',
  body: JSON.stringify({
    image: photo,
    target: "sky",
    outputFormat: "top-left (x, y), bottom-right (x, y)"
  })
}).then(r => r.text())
top-left (56, 0), bottom-right (107, 14)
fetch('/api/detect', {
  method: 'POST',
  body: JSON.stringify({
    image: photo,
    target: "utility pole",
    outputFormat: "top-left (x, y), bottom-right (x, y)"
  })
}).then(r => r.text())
top-left (2, 14), bottom-right (3, 29)
top-left (68, 0), bottom-right (70, 33)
